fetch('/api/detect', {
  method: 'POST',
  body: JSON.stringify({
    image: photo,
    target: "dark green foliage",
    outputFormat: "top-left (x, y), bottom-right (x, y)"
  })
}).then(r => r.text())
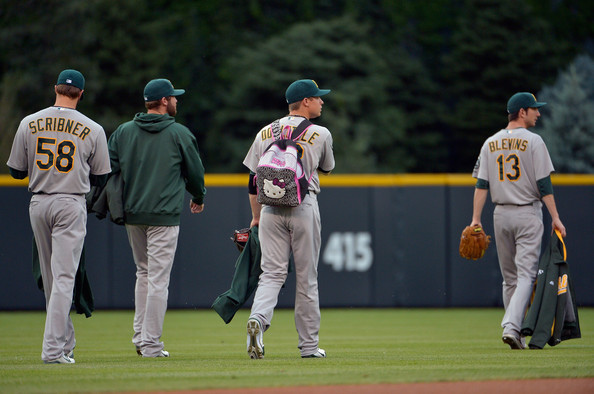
top-left (441, 0), bottom-right (567, 171)
top-left (1, 0), bottom-right (591, 174)
top-left (208, 16), bottom-right (417, 172)
top-left (537, 55), bottom-right (594, 173)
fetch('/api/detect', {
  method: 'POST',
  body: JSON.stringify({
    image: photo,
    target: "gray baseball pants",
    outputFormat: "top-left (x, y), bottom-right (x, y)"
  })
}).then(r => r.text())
top-left (493, 202), bottom-right (543, 335)
top-left (126, 224), bottom-right (179, 357)
top-left (250, 193), bottom-right (322, 356)
top-left (29, 193), bottom-right (87, 362)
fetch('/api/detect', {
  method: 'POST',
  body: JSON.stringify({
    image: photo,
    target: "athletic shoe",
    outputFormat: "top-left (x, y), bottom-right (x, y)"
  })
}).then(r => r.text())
top-left (44, 354), bottom-right (75, 364)
top-left (247, 318), bottom-right (265, 359)
top-left (136, 346), bottom-right (142, 356)
top-left (502, 334), bottom-right (525, 350)
top-left (142, 349), bottom-right (169, 358)
top-left (302, 348), bottom-right (326, 358)
top-left (66, 349), bottom-right (74, 359)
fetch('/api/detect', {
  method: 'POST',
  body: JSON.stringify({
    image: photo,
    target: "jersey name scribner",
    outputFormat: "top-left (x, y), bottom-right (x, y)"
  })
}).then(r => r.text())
top-left (28, 116), bottom-right (92, 140)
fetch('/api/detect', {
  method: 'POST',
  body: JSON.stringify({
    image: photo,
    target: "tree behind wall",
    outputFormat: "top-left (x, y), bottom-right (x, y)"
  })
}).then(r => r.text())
top-left (0, 0), bottom-right (177, 167)
top-left (207, 16), bottom-right (425, 173)
top-left (1, 0), bottom-right (592, 174)
top-left (441, 0), bottom-right (564, 172)
top-left (536, 55), bottom-right (594, 173)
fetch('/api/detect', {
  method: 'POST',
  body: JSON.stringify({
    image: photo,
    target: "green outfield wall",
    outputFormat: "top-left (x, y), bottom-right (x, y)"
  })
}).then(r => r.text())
top-left (1, 174), bottom-right (592, 310)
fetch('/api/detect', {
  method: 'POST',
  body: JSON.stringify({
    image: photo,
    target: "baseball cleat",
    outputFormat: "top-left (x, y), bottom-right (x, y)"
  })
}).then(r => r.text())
top-left (43, 354), bottom-right (75, 364)
top-left (502, 334), bottom-right (525, 350)
top-left (136, 346), bottom-right (142, 356)
top-left (247, 318), bottom-right (265, 359)
top-left (302, 348), bottom-right (326, 358)
top-left (142, 349), bottom-right (169, 358)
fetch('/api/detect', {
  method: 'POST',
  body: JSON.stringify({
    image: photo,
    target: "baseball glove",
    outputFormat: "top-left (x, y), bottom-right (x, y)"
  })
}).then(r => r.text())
top-left (459, 225), bottom-right (491, 260)
top-left (230, 228), bottom-right (251, 252)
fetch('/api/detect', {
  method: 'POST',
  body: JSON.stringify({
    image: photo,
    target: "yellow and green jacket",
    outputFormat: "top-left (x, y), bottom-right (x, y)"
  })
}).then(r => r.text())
top-left (521, 230), bottom-right (581, 349)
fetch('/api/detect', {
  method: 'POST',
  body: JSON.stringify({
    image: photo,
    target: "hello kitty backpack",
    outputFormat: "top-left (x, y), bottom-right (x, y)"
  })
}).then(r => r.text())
top-left (255, 119), bottom-right (312, 207)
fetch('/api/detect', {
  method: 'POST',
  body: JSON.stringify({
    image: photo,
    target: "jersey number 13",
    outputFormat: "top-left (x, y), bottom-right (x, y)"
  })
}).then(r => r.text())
top-left (496, 153), bottom-right (520, 181)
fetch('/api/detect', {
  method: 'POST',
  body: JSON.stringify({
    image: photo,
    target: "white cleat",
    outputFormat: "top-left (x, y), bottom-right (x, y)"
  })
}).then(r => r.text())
top-left (44, 354), bottom-right (75, 364)
top-left (247, 318), bottom-right (265, 359)
top-left (302, 348), bottom-right (326, 358)
top-left (142, 349), bottom-right (169, 358)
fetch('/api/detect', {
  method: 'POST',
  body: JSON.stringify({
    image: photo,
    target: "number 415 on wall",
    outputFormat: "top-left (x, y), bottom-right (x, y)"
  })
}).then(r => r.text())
top-left (322, 232), bottom-right (373, 272)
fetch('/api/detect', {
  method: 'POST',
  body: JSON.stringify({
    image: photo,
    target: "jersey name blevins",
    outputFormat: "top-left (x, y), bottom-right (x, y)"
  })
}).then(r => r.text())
top-left (488, 138), bottom-right (528, 152)
top-left (28, 117), bottom-right (91, 140)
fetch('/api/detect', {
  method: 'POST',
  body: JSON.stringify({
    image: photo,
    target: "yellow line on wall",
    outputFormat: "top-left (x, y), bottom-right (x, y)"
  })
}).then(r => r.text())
top-left (548, 174), bottom-right (594, 185)
top-left (319, 174), bottom-right (476, 186)
top-left (1, 173), bottom-right (593, 188)
top-left (0, 176), bottom-right (28, 187)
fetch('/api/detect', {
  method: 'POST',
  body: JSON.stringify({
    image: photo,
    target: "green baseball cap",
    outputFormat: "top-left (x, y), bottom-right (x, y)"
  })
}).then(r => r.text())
top-left (285, 79), bottom-right (331, 104)
top-left (56, 69), bottom-right (85, 90)
top-left (507, 92), bottom-right (546, 114)
top-left (144, 78), bottom-right (185, 102)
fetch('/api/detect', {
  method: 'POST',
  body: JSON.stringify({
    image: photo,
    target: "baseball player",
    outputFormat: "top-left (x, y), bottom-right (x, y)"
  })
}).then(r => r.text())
top-left (108, 78), bottom-right (206, 358)
top-left (469, 92), bottom-right (566, 349)
top-left (243, 79), bottom-right (335, 359)
top-left (6, 69), bottom-right (111, 364)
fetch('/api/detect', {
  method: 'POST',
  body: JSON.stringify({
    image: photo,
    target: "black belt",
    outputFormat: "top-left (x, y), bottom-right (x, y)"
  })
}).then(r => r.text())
top-left (33, 191), bottom-right (85, 196)
top-left (495, 202), bottom-right (534, 206)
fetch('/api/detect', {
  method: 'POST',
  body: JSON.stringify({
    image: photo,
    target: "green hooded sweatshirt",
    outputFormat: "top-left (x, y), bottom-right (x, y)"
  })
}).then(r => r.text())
top-left (108, 112), bottom-right (206, 226)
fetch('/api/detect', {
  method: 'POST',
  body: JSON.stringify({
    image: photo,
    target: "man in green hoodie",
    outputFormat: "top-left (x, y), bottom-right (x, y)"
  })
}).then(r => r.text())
top-left (108, 78), bottom-right (206, 358)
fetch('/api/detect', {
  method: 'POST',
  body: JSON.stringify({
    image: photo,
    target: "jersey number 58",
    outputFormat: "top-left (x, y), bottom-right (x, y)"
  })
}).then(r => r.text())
top-left (36, 137), bottom-right (76, 173)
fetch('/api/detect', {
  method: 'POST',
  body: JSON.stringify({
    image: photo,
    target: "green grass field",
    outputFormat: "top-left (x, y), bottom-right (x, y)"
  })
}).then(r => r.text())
top-left (0, 308), bottom-right (592, 393)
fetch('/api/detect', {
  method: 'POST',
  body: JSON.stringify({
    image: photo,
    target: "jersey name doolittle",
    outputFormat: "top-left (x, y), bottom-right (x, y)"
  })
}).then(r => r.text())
top-left (488, 138), bottom-right (528, 152)
top-left (28, 116), bottom-right (92, 140)
top-left (260, 124), bottom-right (321, 146)
top-left (244, 116), bottom-right (334, 195)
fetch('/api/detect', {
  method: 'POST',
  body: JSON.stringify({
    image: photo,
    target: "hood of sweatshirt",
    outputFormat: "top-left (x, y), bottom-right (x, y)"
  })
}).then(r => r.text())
top-left (133, 112), bottom-right (176, 134)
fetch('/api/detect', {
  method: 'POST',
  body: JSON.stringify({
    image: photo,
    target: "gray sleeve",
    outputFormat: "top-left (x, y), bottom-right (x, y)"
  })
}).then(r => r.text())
top-left (243, 134), bottom-right (263, 173)
top-left (318, 132), bottom-right (335, 173)
top-left (532, 136), bottom-right (555, 180)
top-left (90, 127), bottom-right (112, 175)
top-left (474, 143), bottom-right (489, 181)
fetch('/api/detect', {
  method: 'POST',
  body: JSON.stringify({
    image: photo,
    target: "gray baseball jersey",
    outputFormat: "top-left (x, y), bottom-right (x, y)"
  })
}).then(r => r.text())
top-left (244, 115), bottom-right (334, 357)
top-left (472, 128), bottom-right (554, 205)
top-left (7, 105), bottom-right (110, 363)
top-left (7, 106), bottom-right (111, 194)
top-left (472, 127), bottom-right (554, 338)
top-left (243, 115), bottom-right (335, 193)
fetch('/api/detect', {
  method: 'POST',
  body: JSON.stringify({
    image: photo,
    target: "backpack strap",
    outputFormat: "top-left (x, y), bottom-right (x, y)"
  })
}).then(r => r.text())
top-left (290, 118), bottom-right (313, 140)
top-left (271, 119), bottom-right (282, 140)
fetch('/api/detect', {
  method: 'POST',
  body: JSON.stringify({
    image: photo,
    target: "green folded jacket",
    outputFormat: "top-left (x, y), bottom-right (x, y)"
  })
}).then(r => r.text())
top-left (32, 237), bottom-right (94, 318)
top-left (521, 231), bottom-right (581, 348)
top-left (212, 226), bottom-right (262, 324)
